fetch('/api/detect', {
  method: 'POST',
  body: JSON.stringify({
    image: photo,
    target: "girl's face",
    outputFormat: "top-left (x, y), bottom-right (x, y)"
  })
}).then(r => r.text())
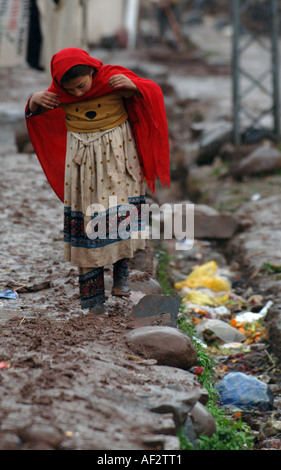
top-left (62, 72), bottom-right (93, 97)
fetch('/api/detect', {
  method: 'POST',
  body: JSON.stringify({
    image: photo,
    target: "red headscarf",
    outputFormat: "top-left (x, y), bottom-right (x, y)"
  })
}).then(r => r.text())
top-left (25, 48), bottom-right (170, 202)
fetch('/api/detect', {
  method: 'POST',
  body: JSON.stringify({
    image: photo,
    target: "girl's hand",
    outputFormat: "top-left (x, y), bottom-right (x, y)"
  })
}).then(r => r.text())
top-left (108, 74), bottom-right (138, 92)
top-left (29, 91), bottom-right (60, 112)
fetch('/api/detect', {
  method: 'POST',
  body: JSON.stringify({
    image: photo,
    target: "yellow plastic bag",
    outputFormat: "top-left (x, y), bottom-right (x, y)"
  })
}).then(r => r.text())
top-left (183, 291), bottom-right (229, 307)
top-left (175, 261), bottom-right (231, 292)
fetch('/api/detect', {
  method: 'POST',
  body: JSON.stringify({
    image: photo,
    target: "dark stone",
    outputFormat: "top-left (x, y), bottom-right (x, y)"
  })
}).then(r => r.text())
top-left (131, 294), bottom-right (182, 328)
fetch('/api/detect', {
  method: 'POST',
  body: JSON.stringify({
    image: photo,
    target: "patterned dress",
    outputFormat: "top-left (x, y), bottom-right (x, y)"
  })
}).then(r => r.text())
top-left (61, 92), bottom-right (146, 308)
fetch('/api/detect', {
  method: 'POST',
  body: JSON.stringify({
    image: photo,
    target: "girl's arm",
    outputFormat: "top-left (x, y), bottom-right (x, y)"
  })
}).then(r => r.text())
top-left (28, 91), bottom-right (60, 113)
top-left (108, 74), bottom-right (142, 97)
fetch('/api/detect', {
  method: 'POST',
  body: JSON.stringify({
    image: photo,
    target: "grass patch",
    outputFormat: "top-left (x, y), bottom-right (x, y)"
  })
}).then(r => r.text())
top-left (178, 315), bottom-right (254, 451)
top-left (155, 246), bottom-right (176, 295)
top-left (155, 246), bottom-right (254, 450)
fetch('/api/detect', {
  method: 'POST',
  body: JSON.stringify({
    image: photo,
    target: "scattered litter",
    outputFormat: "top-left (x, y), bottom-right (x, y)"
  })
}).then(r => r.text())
top-left (216, 372), bottom-right (274, 411)
top-left (0, 361), bottom-right (11, 369)
top-left (190, 366), bottom-right (205, 375)
top-left (220, 342), bottom-right (251, 354)
top-left (13, 281), bottom-right (52, 293)
top-left (0, 289), bottom-right (18, 300)
top-left (185, 304), bottom-right (230, 319)
top-left (251, 193), bottom-right (261, 201)
top-left (195, 318), bottom-right (246, 344)
top-left (235, 300), bottom-right (273, 323)
top-left (230, 317), bottom-right (266, 344)
top-left (175, 261), bottom-right (231, 292)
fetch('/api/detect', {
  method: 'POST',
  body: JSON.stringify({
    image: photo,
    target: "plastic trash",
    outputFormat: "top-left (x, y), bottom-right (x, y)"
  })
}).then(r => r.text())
top-left (235, 300), bottom-right (273, 323)
top-left (184, 303), bottom-right (230, 318)
top-left (215, 372), bottom-right (274, 411)
top-left (183, 290), bottom-right (229, 307)
top-left (220, 342), bottom-right (251, 353)
top-left (174, 261), bottom-right (231, 292)
top-left (0, 289), bottom-right (18, 300)
top-left (195, 318), bottom-right (246, 344)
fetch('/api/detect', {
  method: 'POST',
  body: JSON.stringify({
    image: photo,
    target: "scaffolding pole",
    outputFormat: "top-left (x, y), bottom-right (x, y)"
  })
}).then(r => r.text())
top-left (232, 0), bottom-right (280, 145)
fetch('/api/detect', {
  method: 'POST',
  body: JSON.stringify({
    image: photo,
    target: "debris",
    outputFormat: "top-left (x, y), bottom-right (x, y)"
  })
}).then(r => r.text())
top-left (175, 261), bottom-right (231, 292)
top-left (235, 300), bottom-right (273, 323)
top-left (216, 372), bottom-right (274, 411)
top-left (219, 342), bottom-right (251, 354)
top-left (195, 318), bottom-right (246, 344)
top-left (0, 289), bottom-right (18, 300)
top-left (183, 290), bottom-right (229, 307)
top-left (0, 361), bottom-right (10, 369)
top-left (190, 366), bottom-right (205, 375)
top-left (14, 281), bottom-right (52, 293)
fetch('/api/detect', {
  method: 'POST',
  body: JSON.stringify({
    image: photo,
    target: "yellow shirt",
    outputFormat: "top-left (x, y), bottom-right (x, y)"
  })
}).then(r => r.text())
top-left (61, 92), bottom-right (132, 133)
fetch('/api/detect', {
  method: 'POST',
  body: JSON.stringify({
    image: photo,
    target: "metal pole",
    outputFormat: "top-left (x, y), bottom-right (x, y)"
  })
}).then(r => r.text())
top-left (125, 0), bottom-right (140, 49)
top-left (80, 0), bottom-right (89, 50)
top-left (270, 0), bottom-right (280, 141)
top-left (232, 0), bottom-right (280, 145)
top-left (232, 0), bottom-right (240, 146)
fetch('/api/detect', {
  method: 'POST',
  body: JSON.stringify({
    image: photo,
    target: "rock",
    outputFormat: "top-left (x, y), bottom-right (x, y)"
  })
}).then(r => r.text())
top-left (17, 423), bottom-right (64, 449)
top-left (242, 127), bottom-right (275, 143)
top-left (156, 201), bottom-right (238, 241)
top-left (0, 432), bottom-right (21, 450)
top-left (189, 401), bottom-right (216, 438)
top-left (233, 146), bottom-right (281, 178)
top-left (129, 294), bottom-right (182, 328)
top-left (163, 436), bottom-right (181, 450)
top-left (267, 312), bottom-right (281, 360)
top-left (129, 271), bottom-right (163, 294)
top-left (215, 372), bottom-right (274, 411)
top-left (195, 318), bottom-right (246, 344)
top-left (127, 312), bottom-right (173, 329)
top-left (148, 387), bottom-right (201, 429)
top-left (145, 382), bottom-right (215, 447)
top-left (197, 122), bottom-right (233, 165)
top-left (15, 119), bottom-right (33, 153)
top-left (194, 204), bottom-right (238, 239)
top-left (105, 270), bottom-right (162, 296)
top-left (125, 326), bottom-right (197, 370)
top-left (129, 241), bottom-right (156, 275)
top-left (262, 420), bottom-right (281, 438)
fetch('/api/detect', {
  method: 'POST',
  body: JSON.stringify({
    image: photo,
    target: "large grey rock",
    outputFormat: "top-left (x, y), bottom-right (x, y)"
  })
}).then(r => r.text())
top-left (194, 204), bottom-right (238, 239)
top-left (155, 202), bottom-right (238, 240)
top-left (126, 326), bottom-right (197, 370)
top-left (233, 146), bottom-right (281, 178)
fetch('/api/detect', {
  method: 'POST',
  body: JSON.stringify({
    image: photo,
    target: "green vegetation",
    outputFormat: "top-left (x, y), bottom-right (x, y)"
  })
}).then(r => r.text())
top-left (262, 262), bottom-right (281, 274)
top-left (178, 315), bottom-right (254, 451)
top-left (155, 246), bottom-right (176, 295)
top-left (155, 246), bottom-right (254, 450)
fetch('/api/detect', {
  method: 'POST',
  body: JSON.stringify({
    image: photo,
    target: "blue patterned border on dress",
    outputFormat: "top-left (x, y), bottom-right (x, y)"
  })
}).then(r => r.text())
top-left (64, 195), bottom-right (146, 249)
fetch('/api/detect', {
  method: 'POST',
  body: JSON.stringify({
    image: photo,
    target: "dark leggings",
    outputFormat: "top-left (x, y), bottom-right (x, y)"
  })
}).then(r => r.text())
top-left (78, 258), bottom-right (129, 309)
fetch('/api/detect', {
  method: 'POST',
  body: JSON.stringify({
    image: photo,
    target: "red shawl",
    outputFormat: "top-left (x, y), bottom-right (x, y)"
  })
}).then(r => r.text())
top-left (25, 47), bottom-right (170, 202)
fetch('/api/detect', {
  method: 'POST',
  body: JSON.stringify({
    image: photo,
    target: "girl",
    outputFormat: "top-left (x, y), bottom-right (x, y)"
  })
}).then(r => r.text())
top-left (26, 48), bottom-right (170, 315)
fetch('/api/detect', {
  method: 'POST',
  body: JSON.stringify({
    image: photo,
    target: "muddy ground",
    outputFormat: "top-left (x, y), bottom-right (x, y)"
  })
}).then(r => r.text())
top-left (0, 46), bottom-right (218, 452)
top-left (1, 22), bottom-right (281, 452)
